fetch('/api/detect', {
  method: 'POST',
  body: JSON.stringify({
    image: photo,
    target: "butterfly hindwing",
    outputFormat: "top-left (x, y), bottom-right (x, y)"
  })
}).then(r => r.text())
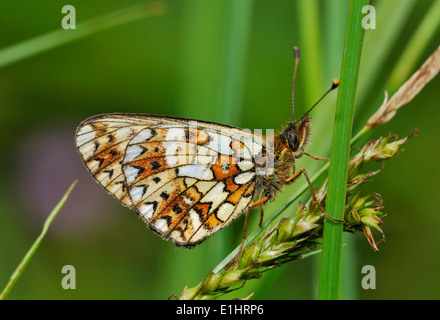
top-left (75, 113), bottom-right (268, 246)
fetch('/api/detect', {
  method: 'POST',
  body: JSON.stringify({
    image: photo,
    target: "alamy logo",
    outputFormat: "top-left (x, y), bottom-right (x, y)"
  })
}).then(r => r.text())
top-left (362, 5), bottom-right (376, 30)
top-left (361, 265), bottom-right (376, 290)
top-left (61, 265), bottom-right (76, 289)
top-left (61, 5), bottom-right (76, 30)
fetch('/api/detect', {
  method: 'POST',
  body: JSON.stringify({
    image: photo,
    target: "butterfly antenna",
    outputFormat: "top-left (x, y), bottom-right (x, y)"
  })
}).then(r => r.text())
top-left (304, 79), bottom-right (340, 116)
top-left (290, 46), bottom-right (300, 122)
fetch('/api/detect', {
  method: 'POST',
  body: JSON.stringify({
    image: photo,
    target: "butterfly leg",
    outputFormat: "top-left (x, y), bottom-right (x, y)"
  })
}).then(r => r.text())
top-left (287, 168), bottom-right (344, 223)
top-left (238, 198), bottom-right (268, 251)
top-left (226, 198), bottom-right (269, 269)
top-left (249, 197), bottom-right (268, 208)
top-left (239, 207), bottom-right (251, 255)
top-left (226, 207), bottom-right (252, 269)
top-left (248, 197), bottom-right (268, 227)
top-left (304, 152), bottom-right (330, 161)
top-left (259, 208), bottom-right (264, 227)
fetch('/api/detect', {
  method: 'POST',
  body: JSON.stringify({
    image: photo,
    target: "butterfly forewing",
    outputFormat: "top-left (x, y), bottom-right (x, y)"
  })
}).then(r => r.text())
top-left (75, 113), bottom-right (269, 247)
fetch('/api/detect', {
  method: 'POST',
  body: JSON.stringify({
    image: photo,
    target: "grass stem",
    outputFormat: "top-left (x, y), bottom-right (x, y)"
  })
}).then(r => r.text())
top-left (0, 181), bottom-right (77, 300)
top-left (0, 2), bottom-right (166, 68)
top-left (318, 0), bottom-right (368, 300)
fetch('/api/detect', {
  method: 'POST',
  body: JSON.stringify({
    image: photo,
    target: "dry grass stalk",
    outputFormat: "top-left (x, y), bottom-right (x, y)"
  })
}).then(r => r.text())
top-left (366, 45), bottom-right (440, 129)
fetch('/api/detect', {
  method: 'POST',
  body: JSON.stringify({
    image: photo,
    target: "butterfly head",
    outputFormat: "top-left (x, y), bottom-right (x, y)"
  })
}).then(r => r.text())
top-left (281, 115), bottom-right (311, 158)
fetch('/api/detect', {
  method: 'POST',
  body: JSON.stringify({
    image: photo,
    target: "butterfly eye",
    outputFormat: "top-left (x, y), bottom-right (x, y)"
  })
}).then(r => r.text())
top-left (287, 132), bottom-right (300, 151)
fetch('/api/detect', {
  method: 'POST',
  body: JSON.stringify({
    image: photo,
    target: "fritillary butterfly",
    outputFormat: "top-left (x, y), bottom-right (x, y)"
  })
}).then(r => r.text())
top-left (75, 47), bottom-right (339, 248)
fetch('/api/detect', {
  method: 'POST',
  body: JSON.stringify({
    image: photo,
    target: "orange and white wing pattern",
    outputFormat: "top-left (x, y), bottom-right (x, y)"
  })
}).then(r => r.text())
top-left (75, 113), bottom-right (271, 247)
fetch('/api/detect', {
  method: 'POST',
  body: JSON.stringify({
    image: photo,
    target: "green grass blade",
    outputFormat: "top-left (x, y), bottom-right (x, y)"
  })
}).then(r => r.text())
top-left (0, 181), bottom-right (77, 300)
top-left (0, 2), bottom-right (166, 68)
top-left (178, 0), bottom-right (225, 119)
top-left (296, 0), bottom-right (323, 106)
top-left (217, 0), bottom-right (253, 126)
top-left (318, 0), bottom-right (368, 300)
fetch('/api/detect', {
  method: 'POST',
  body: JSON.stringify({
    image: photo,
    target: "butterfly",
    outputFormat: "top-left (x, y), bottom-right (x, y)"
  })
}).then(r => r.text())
top-left (75, 47), bottom-right (339, 249)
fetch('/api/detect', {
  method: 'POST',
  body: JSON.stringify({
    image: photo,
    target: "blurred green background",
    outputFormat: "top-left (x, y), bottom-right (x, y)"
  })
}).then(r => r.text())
top-left (1, 0), bottom-right (439, 299)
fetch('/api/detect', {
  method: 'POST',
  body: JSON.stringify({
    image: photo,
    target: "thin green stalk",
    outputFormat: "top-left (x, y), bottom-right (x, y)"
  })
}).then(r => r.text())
top-left (0, 181), bottom-right (77, 300)
top-left (321, 0), bottom-right (351, 300)
top-left (296, 0), bottom-right (323, 107)
top-left (217, 0), bottom-right (253, 126)
top-left (318, 0), bottom-right (367, 300)
top-left (0, 2), bottom-right (166, 68)
top-left (323, 0), bottom-right (348, 78)
top-left (178, 0), bottom-right (225, 119)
